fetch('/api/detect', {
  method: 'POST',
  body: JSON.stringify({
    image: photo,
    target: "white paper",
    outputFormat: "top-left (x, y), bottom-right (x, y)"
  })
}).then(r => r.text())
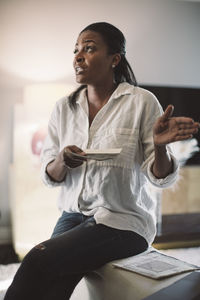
top-left (72, 148), bottom-right (122, 161)
top-left (112, 249), bottom-right (200, 279)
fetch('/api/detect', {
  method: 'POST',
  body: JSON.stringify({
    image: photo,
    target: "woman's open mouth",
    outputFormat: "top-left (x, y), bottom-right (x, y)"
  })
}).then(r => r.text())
top-left (75, 66), bottom-right (85, 75)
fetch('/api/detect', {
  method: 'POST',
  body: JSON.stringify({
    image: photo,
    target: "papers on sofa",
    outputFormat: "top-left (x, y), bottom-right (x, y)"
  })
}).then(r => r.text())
top-left (72, 148), bottom-right (122, 161)
top-left (112, 249), bottom-right (200, 279)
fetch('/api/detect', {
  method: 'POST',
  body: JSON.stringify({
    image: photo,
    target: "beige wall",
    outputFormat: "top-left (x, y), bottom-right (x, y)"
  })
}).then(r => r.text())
top-left (0, 89), bottom-right (22, 243)
top-left (0, 0), bottom-right (200, 87)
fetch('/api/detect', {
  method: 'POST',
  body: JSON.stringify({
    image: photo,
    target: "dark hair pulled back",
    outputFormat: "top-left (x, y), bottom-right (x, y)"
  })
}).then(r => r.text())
top-left (69, 22), bottom-right (137, 108)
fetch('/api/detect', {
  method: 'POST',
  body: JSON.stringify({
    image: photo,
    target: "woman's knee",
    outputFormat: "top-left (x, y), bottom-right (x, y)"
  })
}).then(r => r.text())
top-left (21, 242), bottom-right (52, 274)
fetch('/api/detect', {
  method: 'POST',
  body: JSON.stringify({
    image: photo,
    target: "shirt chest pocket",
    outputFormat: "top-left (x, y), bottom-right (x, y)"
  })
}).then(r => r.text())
top-left (94, 128), bottom-right (139, 168)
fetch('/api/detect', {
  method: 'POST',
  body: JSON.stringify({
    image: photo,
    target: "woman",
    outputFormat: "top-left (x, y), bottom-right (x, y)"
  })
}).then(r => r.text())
top-left (5, 22), bottom-right (199, 300)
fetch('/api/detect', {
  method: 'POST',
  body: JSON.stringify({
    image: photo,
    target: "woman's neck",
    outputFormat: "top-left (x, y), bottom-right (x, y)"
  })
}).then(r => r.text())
top-left (87, 81), bottom-right (117, 108)
top-left (86, 81), bottom-right (117, 127)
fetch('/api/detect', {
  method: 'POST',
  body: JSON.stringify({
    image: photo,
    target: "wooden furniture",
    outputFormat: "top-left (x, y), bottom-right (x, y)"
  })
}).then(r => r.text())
top-left (154, 213), bottom-right (200, 249)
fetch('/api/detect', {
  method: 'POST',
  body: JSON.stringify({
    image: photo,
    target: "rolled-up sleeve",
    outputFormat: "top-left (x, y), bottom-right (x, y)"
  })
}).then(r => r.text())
top-left (140, 91), bottom-right (179, 188)
top-left (146, 149), bottom-right (179, 188)
top-left (40, 102), bottom-right (64, 187)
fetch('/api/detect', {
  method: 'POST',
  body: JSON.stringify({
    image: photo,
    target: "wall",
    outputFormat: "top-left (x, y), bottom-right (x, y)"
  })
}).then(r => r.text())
top-left (0, 0), bottom-right (200, 87)
top-left (0, 89), bottom-right (22, 243)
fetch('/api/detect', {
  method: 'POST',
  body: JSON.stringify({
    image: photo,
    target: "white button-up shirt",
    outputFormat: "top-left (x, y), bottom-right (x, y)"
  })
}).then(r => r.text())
top-left (41, 82), bottom-right (179, 245)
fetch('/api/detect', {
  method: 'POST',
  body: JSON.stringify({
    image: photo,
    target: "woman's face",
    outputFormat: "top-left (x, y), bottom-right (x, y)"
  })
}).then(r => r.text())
top-left (73, 30), bottom-right (115, 86)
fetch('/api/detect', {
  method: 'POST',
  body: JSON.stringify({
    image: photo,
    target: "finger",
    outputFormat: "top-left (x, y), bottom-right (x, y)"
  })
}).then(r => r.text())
top-left (64, 145), bottom-right (86, 158)
top-left (191, 121), bottom-right (200, 129)
top-left (71, 152), bottom-right (87, 161)
top-left (161, 105), bottom-right (174, 121)
top-left (178, 122), bottom-right (198, 128)
top-left (71, 147), bottom-right (86, 158)
top-left (179, 123), bottom-right (194, 129)
top-left (63, 151), bottom-right (85, 168)
top-left (64, 150), bottom-right (86, 163)
top-left (68, 145), bottom-right (85, 154)
top-left (69, 161), bottom-right (84, 168)
top-left (175, 117), bottom-right (195, 125)
top-left (178, 128), bottom-right (198, 136)
top-left (174, 134), bottom-right (193, 142)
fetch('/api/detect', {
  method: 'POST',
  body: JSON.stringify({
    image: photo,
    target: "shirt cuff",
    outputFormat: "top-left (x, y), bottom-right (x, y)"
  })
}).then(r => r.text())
top-left (147, 153), bottom-right (179, 188)
top-left (41, 157), bottom-right (64, 187)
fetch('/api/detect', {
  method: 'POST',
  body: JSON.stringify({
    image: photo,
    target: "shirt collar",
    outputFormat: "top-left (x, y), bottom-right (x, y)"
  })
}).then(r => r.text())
top-left (110, 82), bottom-right (135, 100)
top-left (78, 88), bottom-right (89, 115)
top-left (77, 82), bottom-right (135, 108)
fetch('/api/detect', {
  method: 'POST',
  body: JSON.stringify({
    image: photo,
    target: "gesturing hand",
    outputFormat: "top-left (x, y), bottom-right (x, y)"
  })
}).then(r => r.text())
top-left (153, 105), bottom-right (200, 146)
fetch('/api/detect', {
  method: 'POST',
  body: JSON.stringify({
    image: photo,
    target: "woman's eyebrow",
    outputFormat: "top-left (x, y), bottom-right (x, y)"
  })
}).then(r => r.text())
top-left (75, 39), bottom-right (97, 46)
top-left (83, 39), bottom-right (97, 44)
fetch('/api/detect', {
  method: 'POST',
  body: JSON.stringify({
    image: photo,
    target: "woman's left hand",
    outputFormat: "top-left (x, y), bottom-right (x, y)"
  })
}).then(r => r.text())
top-left (153, 105), bottom-right (200, 146)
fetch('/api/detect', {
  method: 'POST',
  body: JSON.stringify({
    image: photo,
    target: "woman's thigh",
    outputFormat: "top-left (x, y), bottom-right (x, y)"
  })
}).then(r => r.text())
top-left (5, 217), bottom-right (148, 300)
top-left (30, 217), bottom-right (148, 277)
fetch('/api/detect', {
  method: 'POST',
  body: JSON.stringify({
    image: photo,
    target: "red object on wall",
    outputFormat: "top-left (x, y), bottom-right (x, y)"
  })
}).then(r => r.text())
top-left (31, 127), bottom-right (47, 156)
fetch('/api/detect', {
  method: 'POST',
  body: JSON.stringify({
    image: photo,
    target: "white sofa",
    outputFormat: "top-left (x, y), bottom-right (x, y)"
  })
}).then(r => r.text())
top-left (71, 261), bottom-right (190, 300)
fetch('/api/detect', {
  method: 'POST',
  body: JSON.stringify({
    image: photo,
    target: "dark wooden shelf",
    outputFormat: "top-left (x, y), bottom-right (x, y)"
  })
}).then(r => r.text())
top-left (153, 213), bottom-right (200, 248)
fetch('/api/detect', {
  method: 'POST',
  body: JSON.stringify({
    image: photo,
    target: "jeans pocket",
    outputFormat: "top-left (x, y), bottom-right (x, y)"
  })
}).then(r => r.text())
top-left (51, 212), bottom-right (83, 238)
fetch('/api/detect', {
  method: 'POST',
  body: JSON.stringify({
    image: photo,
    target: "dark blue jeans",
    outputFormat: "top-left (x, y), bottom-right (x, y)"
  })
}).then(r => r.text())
top-left (5, 212), bottom-right (148, 300)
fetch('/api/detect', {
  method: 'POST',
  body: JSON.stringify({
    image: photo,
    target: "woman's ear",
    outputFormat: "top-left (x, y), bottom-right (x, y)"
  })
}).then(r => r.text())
top-left (112, 54), bottom-right (121, 68)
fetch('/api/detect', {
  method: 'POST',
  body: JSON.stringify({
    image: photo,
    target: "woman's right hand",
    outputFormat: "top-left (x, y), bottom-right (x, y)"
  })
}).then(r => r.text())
top-left (62, 145), bottom-right (87, 168)
top-left (46, 145), bottom-right (86, 182)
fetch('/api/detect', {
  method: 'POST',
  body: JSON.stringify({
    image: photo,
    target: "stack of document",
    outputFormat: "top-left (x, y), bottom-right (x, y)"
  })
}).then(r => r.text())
top-left (113, 248), bottom-right (200, 279)
top-left (72, 148), bottom-right (122, 161)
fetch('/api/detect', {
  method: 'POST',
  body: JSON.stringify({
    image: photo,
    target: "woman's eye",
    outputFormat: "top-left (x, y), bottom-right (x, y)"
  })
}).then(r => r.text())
top-left (73, 46), bottom-right (94, 54)
top-left (85, 46), bottom-right (93, 52)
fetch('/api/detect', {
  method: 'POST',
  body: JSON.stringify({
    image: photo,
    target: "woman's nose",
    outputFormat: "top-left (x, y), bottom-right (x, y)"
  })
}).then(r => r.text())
top-left (76, 56), bottom-right (84, 63)
top-left (75, 51), bottom-right (85, 63)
